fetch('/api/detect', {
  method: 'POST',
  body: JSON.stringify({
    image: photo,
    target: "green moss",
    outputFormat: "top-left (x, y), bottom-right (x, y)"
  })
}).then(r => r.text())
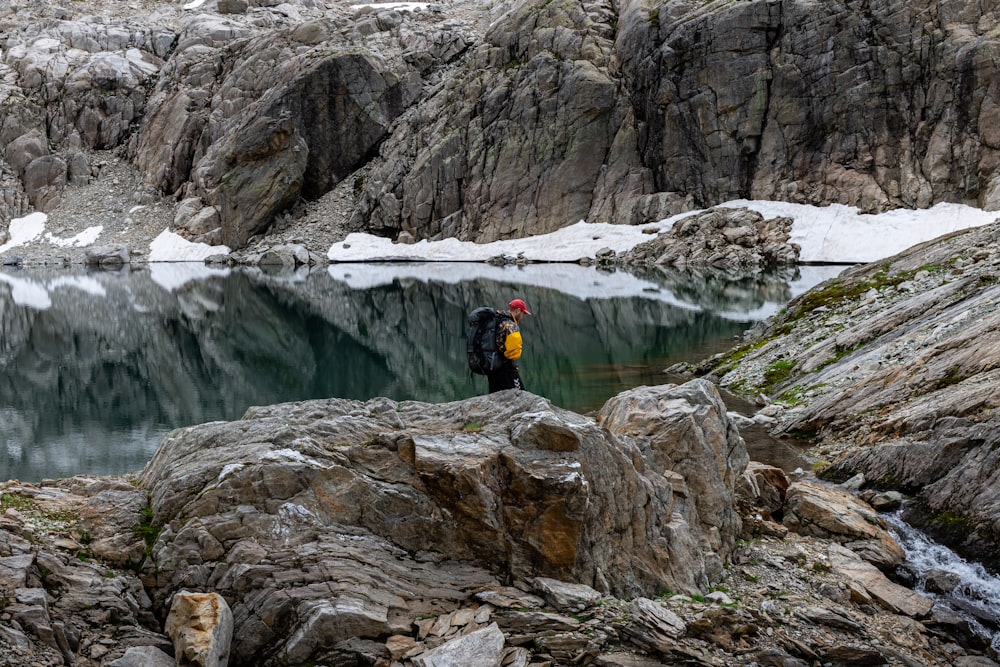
top-left (462, 423), bottom-right (482, 432)
top-left (930, 511), bottom-right (969, 528)
top-left (0, 493), bottom-right (37, 512)
top-left (777, 385), bottom-right (803, 406)
top-left (711, 336), bottom-right (772, 377)
top-left (811, 461), bottom-right (831, 476)
top-left (927, 366), bottom-right (967, 392)
top-left (813, 344), bottom-right (855, 372)
top-left (0, 493), bottom-right (82, 531)
top-left (763, 359), bottom-right (795, 390)
top-left (918, 263), bottom-right (945, 274)
top-left (783, 265), bottom-right (929, 323)
top-left (133, 500), bottom-right (160, 571)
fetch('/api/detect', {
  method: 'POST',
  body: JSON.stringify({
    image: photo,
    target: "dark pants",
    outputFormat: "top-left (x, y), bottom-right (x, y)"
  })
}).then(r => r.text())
top-left (486, 364), bottom-right (524, 393)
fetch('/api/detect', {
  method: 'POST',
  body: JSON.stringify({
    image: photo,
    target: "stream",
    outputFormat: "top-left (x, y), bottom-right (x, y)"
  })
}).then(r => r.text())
top-left (885, 510), bottom-right (1000, 652)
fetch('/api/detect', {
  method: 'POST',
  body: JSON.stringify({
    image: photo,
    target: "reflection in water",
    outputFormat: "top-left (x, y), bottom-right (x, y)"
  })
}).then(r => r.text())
top-left (0, 262), bottom-right (842, 482)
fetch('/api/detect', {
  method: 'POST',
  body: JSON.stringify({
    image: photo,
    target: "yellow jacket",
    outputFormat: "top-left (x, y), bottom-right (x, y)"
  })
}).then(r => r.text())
top-left (498, 318), bottom-right (522, 362)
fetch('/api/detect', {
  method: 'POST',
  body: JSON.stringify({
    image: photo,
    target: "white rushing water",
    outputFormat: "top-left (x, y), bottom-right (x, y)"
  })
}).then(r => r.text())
top-left (884, 511), bottom-right (1000, 651)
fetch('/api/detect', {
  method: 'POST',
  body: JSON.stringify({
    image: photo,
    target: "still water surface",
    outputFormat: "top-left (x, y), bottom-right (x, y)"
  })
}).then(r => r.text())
top-left (0, 261), bottom-right (842, 482)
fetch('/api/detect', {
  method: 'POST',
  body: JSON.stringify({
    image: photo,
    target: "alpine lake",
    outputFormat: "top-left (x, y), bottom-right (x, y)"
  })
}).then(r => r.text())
top-left (0, 261), bottom-right (845, 483)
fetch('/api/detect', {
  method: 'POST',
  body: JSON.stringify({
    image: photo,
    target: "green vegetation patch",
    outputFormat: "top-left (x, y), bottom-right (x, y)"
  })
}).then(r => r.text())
top-left (811, 461), bottom-right (832, 476)
top-left (2, 492), bottom-right (78, 524)
top-left (0, 492), bottom-right (38, 513)
top-left (776, 385), bottom-right (803, 406)
top-left (784, 264), bottom-right (937, 323)
top-left (710, 336), bottom-right (773, 377)
top-left (926, 365), bottom-right (968, 392)
top-left (763, 359), bottom-right (795, 391)
top-left (930, 511), bottom-right (969, 528)
top-left (133, 500), bottom-right (160, 571)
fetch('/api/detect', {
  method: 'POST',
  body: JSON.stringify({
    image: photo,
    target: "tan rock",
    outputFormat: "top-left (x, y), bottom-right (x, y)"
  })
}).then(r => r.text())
top-left (828, 544), bottom-right (933, 618)
top-left (165, 591), bottom-right (234, 667)
top-left (385, 634), bottom-right (419, 660)
top-left (783, 481), bottom-right (904, 569)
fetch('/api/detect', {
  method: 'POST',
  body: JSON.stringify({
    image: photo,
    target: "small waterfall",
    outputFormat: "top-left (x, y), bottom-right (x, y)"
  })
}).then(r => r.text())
top-left (884, 511), bottom-right (1000, 652)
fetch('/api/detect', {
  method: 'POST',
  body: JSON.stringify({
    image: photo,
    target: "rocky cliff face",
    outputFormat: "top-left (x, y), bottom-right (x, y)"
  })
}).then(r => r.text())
top-left (4, 0), bottom-right (1000, 250)
top-left (618, 0), bottom-right (1000, 214)
top-left (696, 220), bottom-right (1000, 570)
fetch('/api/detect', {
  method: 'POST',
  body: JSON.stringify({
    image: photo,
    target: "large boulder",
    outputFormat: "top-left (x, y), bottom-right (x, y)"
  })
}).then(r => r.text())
top-left (616, 207), bottom-right (800, 269)
top-left (133, 16), bottom-right (431, 248)
top-left (782, 481), bottom-right (905, 570)
top-left (138, 381), bottom-right (747, 665)
top-left (353, 0), bottom-right (627, 242)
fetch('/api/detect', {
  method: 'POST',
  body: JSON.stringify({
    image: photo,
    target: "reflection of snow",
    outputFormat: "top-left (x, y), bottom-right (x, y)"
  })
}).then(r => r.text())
top-left (0, 272), bottom-right (109, 310)
top-left (0, 273), bottom-right (52, 309)
top-left (327, 262), bottom-right (846, 321)
top-left (47, 275), bottom-right (107, 297)
top-left (328, 260), bottom-right (664, 294)
top-left (149, 262), bottom-right (230, 292)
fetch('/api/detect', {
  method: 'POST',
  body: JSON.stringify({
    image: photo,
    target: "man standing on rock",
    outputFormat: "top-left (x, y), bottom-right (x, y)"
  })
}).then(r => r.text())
top-left (487, 298), bottom-right (532, 393)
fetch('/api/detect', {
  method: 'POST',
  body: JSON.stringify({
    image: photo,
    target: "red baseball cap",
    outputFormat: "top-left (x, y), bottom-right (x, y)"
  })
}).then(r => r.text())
top-left (509, 298), bottom-right (531, 315)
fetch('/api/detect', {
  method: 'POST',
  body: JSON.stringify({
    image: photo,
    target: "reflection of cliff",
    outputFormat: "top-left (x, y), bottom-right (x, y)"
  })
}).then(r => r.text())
top-left (630, 265), bottom-right (799, 313)
top-left (0, 269), bottom-right (394, 481)
top-left (254, 265), bottom-right (763, 407)
top-left (1, 265), bottom-right (783, 480)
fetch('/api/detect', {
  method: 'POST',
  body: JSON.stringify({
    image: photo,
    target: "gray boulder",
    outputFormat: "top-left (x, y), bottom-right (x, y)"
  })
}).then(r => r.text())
top-left (618, 207), bottom-right (800, 269)
top-left (135, 19), bottom-right (428, 248)
top-left (137, 381), bottom-right (747, 664)
top-left (23, 155), bottom-right (67, 210)
top-left (107, 646), bottom-right (175, 667)
top-left (84, 243), bottom-right (130, 268)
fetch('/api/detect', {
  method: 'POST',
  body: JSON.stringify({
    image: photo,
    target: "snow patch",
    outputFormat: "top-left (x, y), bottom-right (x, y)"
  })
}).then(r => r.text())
top-left (148, 228), bottom-right (231, 262)
top-left (327, 201), bottom-right (999, 265)
top-left (45, 225), bottom-right (103, 248)
top-left (0, 212), bottom-right (47, 254)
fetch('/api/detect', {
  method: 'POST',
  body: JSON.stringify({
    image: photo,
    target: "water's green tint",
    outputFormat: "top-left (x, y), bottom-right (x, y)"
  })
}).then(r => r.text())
top-left (0, 262), bottom-right (840, 482)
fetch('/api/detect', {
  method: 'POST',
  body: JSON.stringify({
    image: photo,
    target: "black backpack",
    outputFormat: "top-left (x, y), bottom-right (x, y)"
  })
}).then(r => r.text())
top-left (467, 307), bottom-right (511, 375)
